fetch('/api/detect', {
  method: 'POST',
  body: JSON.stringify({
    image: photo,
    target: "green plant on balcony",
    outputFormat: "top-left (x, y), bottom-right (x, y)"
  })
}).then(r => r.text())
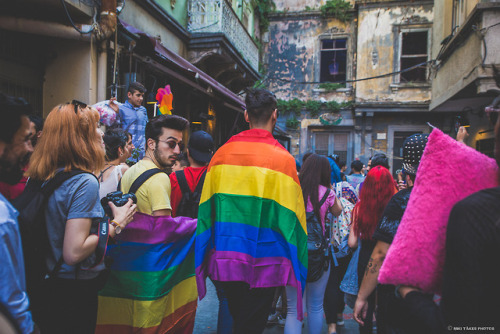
top-left (318, 82), bottom-right (346, 91)
top-left (285, 115), bottom-right (300, 129)
top-left (320, 0), bottom-right (352, 21)
top-left (255, 0), bottom-right (276, 33)
top-left (277, 98), bottom-right (303, 116)
top-left (304, 100), bottom-right (322, 118)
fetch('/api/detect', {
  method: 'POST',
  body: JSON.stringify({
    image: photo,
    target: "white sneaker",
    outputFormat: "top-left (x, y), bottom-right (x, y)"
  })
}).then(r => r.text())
top-left (337, 314), bottom-right (344, 326)
top-left (267, 312), bottom-right (278, 323)
top-left (277, 314), bottom-right (286, 327)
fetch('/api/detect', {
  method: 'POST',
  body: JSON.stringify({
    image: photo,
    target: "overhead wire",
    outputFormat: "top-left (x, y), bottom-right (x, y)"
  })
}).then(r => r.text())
top-left (60, 0), bottom-right (96, 34)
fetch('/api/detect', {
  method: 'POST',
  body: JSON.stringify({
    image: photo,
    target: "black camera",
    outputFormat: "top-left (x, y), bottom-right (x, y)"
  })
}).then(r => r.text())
top-left (101, 191), bottom-right (137, 218)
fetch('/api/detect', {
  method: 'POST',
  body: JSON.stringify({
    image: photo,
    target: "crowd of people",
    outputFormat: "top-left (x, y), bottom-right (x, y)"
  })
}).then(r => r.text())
top-left (0, 84), bottom-right (499, 334)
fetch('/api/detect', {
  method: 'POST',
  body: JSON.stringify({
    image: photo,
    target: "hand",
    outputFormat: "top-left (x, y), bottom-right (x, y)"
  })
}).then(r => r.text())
top-left (353, 297), bottom-right (369, 326)
top-left (456, 126), bottom-right (469, 143)
top-left (397, 285), bottom-right (420, 299)
top-left (397, 180), bottom-right (407, 191)
top-left (109, 97), bottom-right (119, 114)
top-left (109, 199), bottom-right (137, 228)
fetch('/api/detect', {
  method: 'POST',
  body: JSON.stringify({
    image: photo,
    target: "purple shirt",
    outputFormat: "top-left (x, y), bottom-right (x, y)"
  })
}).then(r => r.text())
top-left (306, 185), bottom-right (336, 232)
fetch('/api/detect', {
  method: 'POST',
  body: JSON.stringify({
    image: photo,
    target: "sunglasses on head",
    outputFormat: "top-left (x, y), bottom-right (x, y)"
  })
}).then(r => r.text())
top-left (71, 100), bottom-right (87, 114)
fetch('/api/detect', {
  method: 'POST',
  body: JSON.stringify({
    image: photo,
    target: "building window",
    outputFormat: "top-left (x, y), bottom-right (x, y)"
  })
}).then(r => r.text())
top-left (399, 31), bottom-right (428, 83)
top-left (320, 39), bottom-right (347, 83)
top-left (312, 131), bottom-right (350, 164)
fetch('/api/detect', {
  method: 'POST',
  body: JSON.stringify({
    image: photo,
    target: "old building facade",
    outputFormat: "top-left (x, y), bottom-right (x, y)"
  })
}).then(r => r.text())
top-left (264, 0), bottom-right (478, 175)
top-left (1, 0), bottom-right (263, 146)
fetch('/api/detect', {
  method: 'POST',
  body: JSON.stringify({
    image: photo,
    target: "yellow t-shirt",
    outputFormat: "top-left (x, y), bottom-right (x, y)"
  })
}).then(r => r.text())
top-left (120, 159), bottom-right (171, 215)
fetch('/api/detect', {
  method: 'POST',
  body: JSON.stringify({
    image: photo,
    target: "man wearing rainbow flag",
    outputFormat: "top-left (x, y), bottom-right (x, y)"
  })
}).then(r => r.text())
top-left (96, 115), bottom-right (199, 334)
top-left (196, 89), bottom-right (308, 333)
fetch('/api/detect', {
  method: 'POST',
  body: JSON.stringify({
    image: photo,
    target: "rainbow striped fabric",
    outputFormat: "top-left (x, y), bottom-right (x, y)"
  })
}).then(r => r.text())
top-left (195, 129), bottom-right (307, 318)
top-left (96, 213), bottom-right (198, 334)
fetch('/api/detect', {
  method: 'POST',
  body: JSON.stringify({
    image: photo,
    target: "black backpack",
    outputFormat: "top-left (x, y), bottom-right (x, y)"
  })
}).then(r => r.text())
top-left (175, 169), bottom-right (206, 218)
top-left (12, 170), bottom-right (91, 293)
top-left (306, 188), bottom-right (331, 282)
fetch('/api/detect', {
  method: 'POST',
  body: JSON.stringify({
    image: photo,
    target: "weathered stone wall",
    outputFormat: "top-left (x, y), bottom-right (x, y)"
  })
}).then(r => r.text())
top-left (356, 2), bottom-right (433, 103)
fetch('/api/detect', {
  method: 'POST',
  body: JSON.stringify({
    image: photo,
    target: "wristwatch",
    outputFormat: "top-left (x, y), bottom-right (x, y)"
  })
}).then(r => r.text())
top-left (110, 220), bottom-right (122, 234)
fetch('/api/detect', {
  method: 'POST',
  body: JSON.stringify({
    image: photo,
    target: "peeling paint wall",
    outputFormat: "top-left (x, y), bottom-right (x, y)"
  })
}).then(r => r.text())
top-left (265, 14), bottom-right (355, 100)
top-left (356, 2), bottom-right (433, 103)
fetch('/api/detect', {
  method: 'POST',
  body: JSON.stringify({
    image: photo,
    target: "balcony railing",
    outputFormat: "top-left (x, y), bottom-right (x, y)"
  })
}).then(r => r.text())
top-left (188, 0), bottom-right (259, 72)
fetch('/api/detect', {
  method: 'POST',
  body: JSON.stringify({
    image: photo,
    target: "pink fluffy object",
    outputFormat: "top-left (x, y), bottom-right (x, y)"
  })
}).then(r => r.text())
top-left (379, 128), bottom-right (499, 294)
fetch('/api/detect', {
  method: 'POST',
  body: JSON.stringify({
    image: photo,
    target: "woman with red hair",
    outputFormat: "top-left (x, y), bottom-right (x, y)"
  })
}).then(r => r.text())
top-left (26, 102), bottom-right (137, 333)
top-left (348, 165), bottom-right (396, 334)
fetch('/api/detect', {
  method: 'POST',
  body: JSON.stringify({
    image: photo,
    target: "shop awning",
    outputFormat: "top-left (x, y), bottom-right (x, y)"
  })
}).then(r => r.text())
top-left (120, 20), bottom-right (245, 111)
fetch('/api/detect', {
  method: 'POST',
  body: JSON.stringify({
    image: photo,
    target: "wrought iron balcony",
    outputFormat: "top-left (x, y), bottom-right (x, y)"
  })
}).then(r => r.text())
top-left (187, 0), bottom-right (259, 72)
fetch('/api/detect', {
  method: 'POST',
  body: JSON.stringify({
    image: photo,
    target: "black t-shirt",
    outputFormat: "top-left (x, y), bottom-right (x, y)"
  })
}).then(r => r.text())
top-left (400, 186), bottom-right (500, 331)
top-left (372, 188), bottom-right (412, 244)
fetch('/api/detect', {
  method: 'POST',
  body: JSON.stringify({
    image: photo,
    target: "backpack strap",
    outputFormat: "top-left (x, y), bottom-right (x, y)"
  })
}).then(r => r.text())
top-left (128, 168), bottom-right (164, 194)
top-left (319, 188), bottom-right (331, 207)
top-left (175, 170), bottom-right (191, 198)
top-left (40, 170), bottom-right (91, 196)
top-left (193, 170), bottom-right (207, 197)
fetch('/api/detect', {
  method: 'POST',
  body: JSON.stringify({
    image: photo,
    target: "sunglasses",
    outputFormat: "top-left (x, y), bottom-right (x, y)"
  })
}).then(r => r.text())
top-left (71, 100), bottom-right (87, 114)
top-left (158, 139), bottom-right (184, 150)
top-left (485, 106), bottom-right (500, 125)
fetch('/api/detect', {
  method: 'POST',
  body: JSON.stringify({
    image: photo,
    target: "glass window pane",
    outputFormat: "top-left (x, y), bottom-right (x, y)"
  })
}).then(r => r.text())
top-left (334, 39), bottom-right (347, 49)
top-left (322, 39), bottom-right (334, 49)
top-left (402, 31), bottom-right (427, 55)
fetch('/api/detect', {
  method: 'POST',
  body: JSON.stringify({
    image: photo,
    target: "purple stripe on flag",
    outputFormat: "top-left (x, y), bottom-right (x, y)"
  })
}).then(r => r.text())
top-left (196, 250), bottom-right (304, 320)
top-left (116, 212), bottom-right (197, 244)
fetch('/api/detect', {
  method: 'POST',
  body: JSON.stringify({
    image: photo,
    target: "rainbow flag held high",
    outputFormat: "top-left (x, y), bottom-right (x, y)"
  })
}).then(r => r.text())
top-left (96, 213), bottom-right (198, 334)
top-left (156, 85), bottom-right (173, 115)
top-left (195, 129), bottom-right (307, 319)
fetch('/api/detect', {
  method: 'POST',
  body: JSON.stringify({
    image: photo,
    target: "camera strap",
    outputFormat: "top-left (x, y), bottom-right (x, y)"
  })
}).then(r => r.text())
top-left (83, 218), bottom-right (110, 270)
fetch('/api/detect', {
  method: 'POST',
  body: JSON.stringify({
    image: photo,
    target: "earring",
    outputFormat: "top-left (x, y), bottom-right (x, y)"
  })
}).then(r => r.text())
top-left (120, 153), bottom-right (123, 156)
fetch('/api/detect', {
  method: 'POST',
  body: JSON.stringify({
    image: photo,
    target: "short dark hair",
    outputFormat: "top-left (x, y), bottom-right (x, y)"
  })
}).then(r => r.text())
top-left (351, 160), bottom-right (363, 172)
top-left (0, 92), bottom-right (32, 143)
top-left (103, 128), bottom-right (129, 161)
top-left (302, 152), bottom-right (313, 164)
top-left (177, 152), bottom-right (190, 167)
top-left (338, 161), bottom-right (346, 169)
top-left (245, 89), bottom-right (277, 124)
top-left (145, 114), bottom-right (189, 142)
top-left (128, 82), bottom-right (146, 94)
top-left (371, 153), bottom-right (389, 169)
top-left (29, 114), bottom-right (44, 133)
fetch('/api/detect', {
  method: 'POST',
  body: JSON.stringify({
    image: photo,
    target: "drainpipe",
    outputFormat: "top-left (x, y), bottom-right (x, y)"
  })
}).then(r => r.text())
top-left (97, 41), bottom-right (108, 101)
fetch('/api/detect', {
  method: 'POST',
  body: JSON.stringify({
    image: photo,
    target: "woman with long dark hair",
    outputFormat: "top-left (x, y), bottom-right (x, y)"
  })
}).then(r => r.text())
top-left (348, 165), bottom-right (397, 334)
top-left (98, 129), bottom-right (134, 199)
top-left (285, 154), bottom-right (341, 334)
top-left (26, 102), bottom-right (136, 333)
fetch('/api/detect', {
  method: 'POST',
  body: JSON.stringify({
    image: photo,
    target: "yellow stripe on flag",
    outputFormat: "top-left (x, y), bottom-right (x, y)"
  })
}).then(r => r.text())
top-left (97, 276), bottom-right (197, 328)
top-left (200, 164), bottom-right (306, 232)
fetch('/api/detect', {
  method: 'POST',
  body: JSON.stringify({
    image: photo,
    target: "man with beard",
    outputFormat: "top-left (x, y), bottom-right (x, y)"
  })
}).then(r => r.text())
top-left (120, 114), bottom-right (189, 215)
top-left (0, 115), bottom-right (43, 200)
top-left (98, 114), bottom-right (193, 333)
top-left (0, 92), bottom-right (36, 333)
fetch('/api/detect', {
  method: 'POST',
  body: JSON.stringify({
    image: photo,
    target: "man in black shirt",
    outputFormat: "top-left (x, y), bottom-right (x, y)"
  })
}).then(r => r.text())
top-left (353, 134), bottom-right (429, 334)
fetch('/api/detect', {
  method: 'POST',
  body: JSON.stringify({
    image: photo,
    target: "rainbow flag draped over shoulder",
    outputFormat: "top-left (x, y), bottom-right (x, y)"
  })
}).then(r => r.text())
top-left (195, 129), bottom-right (307, 319)
top-left (96, 213), bottom-right (198, 334)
